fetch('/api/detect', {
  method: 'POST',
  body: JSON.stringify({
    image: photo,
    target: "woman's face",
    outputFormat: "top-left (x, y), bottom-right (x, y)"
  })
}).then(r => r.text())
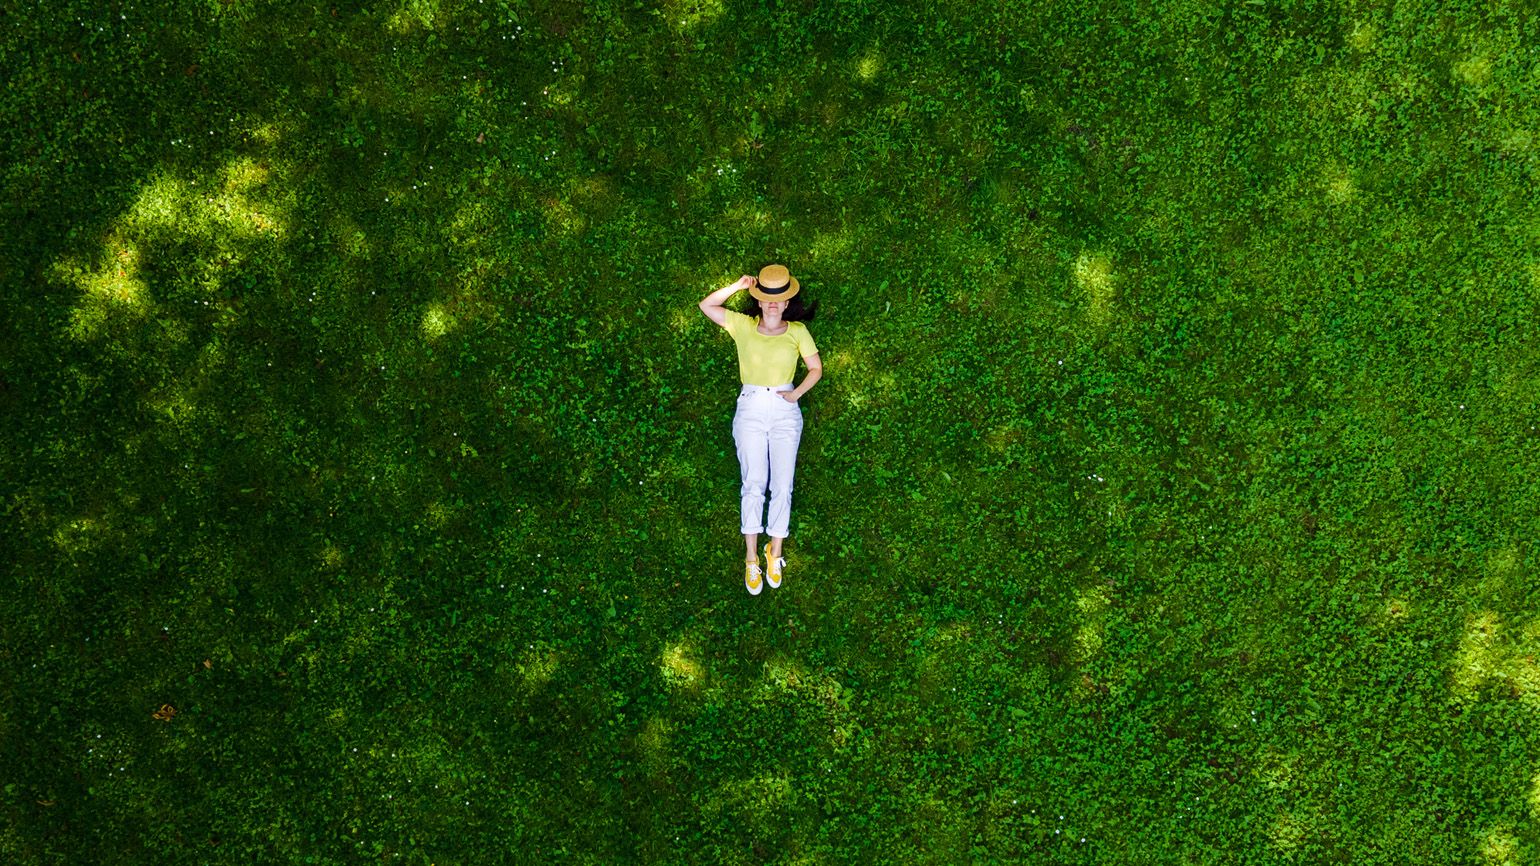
top-left (761, 298), bottom-right (788, 318)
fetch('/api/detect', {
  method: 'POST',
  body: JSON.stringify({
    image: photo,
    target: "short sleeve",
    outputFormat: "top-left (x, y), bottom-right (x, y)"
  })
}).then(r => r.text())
top-left (793, 323), bottom-right (818, 359)
top-left (721, 309), bottom-right (751, 339)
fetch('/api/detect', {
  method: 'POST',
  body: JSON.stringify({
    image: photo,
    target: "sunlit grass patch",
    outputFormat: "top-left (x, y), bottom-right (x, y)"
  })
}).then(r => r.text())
top-left (855, 46), bottom-right (883, 82)
top-left (1383, 597), bottom-right (1411, 622)
top-left (437, 283), bottom-right (501, 337)
top-left (1511, 651), bottom-right (1540, 708)
top-left (660, 639), bottom-right (705, 690)
top-left (52, 515), bottom-right (113, 555)
top-left (541, 73), bottom-right (584, 108)
top-left (244, 118), bottom-right (290, 146)
top-left (807, 228), bottom-right (855, 265)
top-left (123, 159), bottom-right (289, 243)
top-left (422, 301), bottom-right (455, 340)
top-left (317, 543), bottom-right (344, 570)
top-left (447, 199), bottom-right (493, 247)
top-left (1497, 127), bottom-right (1535, 161)
top-left (146, 386), bottom-right (200, 425)
top-left (1452, 610), bottom-right (1501, 694)
top-left (721, 200), bottom-right (772, 232)
top-left (53, 234), bottom-right (151, 340)
top-left (202, 158), bottom-right (289, 238)
top-left (826, 346), bottom-right (872, 409)
top-left (514, 642), bottom-right (560, 693)
top-left (127, 174), bottom-right (188, 229)
top-left (826, 345), bottom-right (861, 377)
top-left (1072, 251), bottom-right (1115, 327)
top-left (580, 172), bottom-right (615, 197)
top-left (669, 306), bottom-right (701, 336)
top-left (637, 716), bottom-right (674, 778)
top-left (1347, 21), bottom-right (1378, 53)
top-left (663, 0), bottom-right (724, 31)
top-left (341, 615), bottom-right (383, 662)
top-left (1530, 262), bottom-right (1540, 292)
top-left (1255, 748), bottom-right (1298, 790)
top-left (74, 255), bottom-right (146, 304)
top-left (1451, 609), bottom-right (1540, 707)
top-left (1528, 767), bottom-right (1540, 821)
top-left (1268, 810), bottom-right (1316, 853)
top-left (759, 654), bottom-right (807, 692)
top-left (220, 155), bottom-right (269, 193)
top-left (1323, 161), bottom-right (1356, 204)
top-left (542, 197), bottom-right (586, 238)
top-left (1292, 67), bottom-right (1382, 131)
top-left (1477, 824), bottom-right (1519, 865)
top-left (387, 0), bottom-right (442, 33)
top-left (1453, 54), bottom-right (1493, 87)
top-left (424, 501), bottom-right (455, 528)
top-left (1071, 585), bottom-right (1110, 693)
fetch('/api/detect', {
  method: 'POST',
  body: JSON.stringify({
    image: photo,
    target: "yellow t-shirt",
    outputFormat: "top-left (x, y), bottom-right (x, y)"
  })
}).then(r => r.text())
top-left (721, 310), bottom-right (818, 386)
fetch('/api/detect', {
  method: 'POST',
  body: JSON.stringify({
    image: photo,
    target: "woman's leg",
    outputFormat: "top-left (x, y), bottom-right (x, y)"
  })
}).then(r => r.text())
top-left (733, 398), bottom-right (771, 554)
top-left (764, 403), bottom-right (804, 553)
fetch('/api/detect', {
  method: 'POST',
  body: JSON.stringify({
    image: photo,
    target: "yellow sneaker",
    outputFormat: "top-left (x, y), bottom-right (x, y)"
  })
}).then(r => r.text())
top-left (745, 558), bottom-right (764, 595)
top-left (764, 542), bottom-right (784, 589)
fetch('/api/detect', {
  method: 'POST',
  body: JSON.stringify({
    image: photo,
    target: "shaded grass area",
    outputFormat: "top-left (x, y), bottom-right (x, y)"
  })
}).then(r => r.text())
top-left (4, 0), bottom-right (1540, 862)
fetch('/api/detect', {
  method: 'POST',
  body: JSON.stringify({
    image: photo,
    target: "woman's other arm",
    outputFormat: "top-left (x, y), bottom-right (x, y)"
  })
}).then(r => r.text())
top-left (699, 275), bottom-right (755, 328)
top-left (789, 354), bottom-right (822, 400)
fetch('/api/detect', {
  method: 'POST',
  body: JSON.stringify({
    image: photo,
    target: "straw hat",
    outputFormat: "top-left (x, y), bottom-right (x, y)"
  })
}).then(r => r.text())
top-left (749, 264), bottom-right (800, 302)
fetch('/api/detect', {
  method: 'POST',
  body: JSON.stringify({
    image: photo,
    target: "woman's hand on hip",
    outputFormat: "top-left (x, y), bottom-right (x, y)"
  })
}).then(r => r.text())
top-left (779, 392), bottom-right (799, 403)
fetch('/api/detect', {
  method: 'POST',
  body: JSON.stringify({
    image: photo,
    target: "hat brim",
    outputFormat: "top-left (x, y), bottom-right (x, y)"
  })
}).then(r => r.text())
top-left (749, 276), bottom-right (800, 302)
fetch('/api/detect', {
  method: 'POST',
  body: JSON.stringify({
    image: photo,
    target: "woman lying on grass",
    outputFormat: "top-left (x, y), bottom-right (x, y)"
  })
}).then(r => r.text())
top-left (698, 265), bottom-right (823, 595)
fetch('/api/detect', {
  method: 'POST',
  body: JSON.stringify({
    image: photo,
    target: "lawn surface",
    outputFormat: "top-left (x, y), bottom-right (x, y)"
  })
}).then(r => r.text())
top-left (5, 0), bottom-right (1540, 863)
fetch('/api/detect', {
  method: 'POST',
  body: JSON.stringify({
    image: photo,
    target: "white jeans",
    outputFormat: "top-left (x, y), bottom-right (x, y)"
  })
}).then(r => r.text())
top-left (732, 383), bottom-right (804, 538)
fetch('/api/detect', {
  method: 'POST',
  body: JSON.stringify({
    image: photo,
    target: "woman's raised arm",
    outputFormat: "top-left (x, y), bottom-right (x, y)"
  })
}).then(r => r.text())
top-left (699, 275), bottom-right (755, 327)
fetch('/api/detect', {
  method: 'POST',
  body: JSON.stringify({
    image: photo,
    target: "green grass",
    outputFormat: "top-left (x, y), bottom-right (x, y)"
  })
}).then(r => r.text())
top-left (4, 0), bottom-right (1540, 862)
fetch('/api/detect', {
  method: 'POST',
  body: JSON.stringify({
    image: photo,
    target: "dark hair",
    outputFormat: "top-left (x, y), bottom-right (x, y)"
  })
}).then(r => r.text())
top-left (744, 293), bottom-right (819, 323)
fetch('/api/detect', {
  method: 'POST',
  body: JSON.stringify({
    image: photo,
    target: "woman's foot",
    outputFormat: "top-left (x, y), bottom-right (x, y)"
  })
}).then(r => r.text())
top-left (745, 558), bottom-right (764, 595)
top-left (764, 541), bottom-right (784, 589)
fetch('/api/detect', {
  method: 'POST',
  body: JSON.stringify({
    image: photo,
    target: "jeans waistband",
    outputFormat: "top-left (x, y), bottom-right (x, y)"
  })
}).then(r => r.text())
top-left (740, 383), bottom-right (794, 394)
